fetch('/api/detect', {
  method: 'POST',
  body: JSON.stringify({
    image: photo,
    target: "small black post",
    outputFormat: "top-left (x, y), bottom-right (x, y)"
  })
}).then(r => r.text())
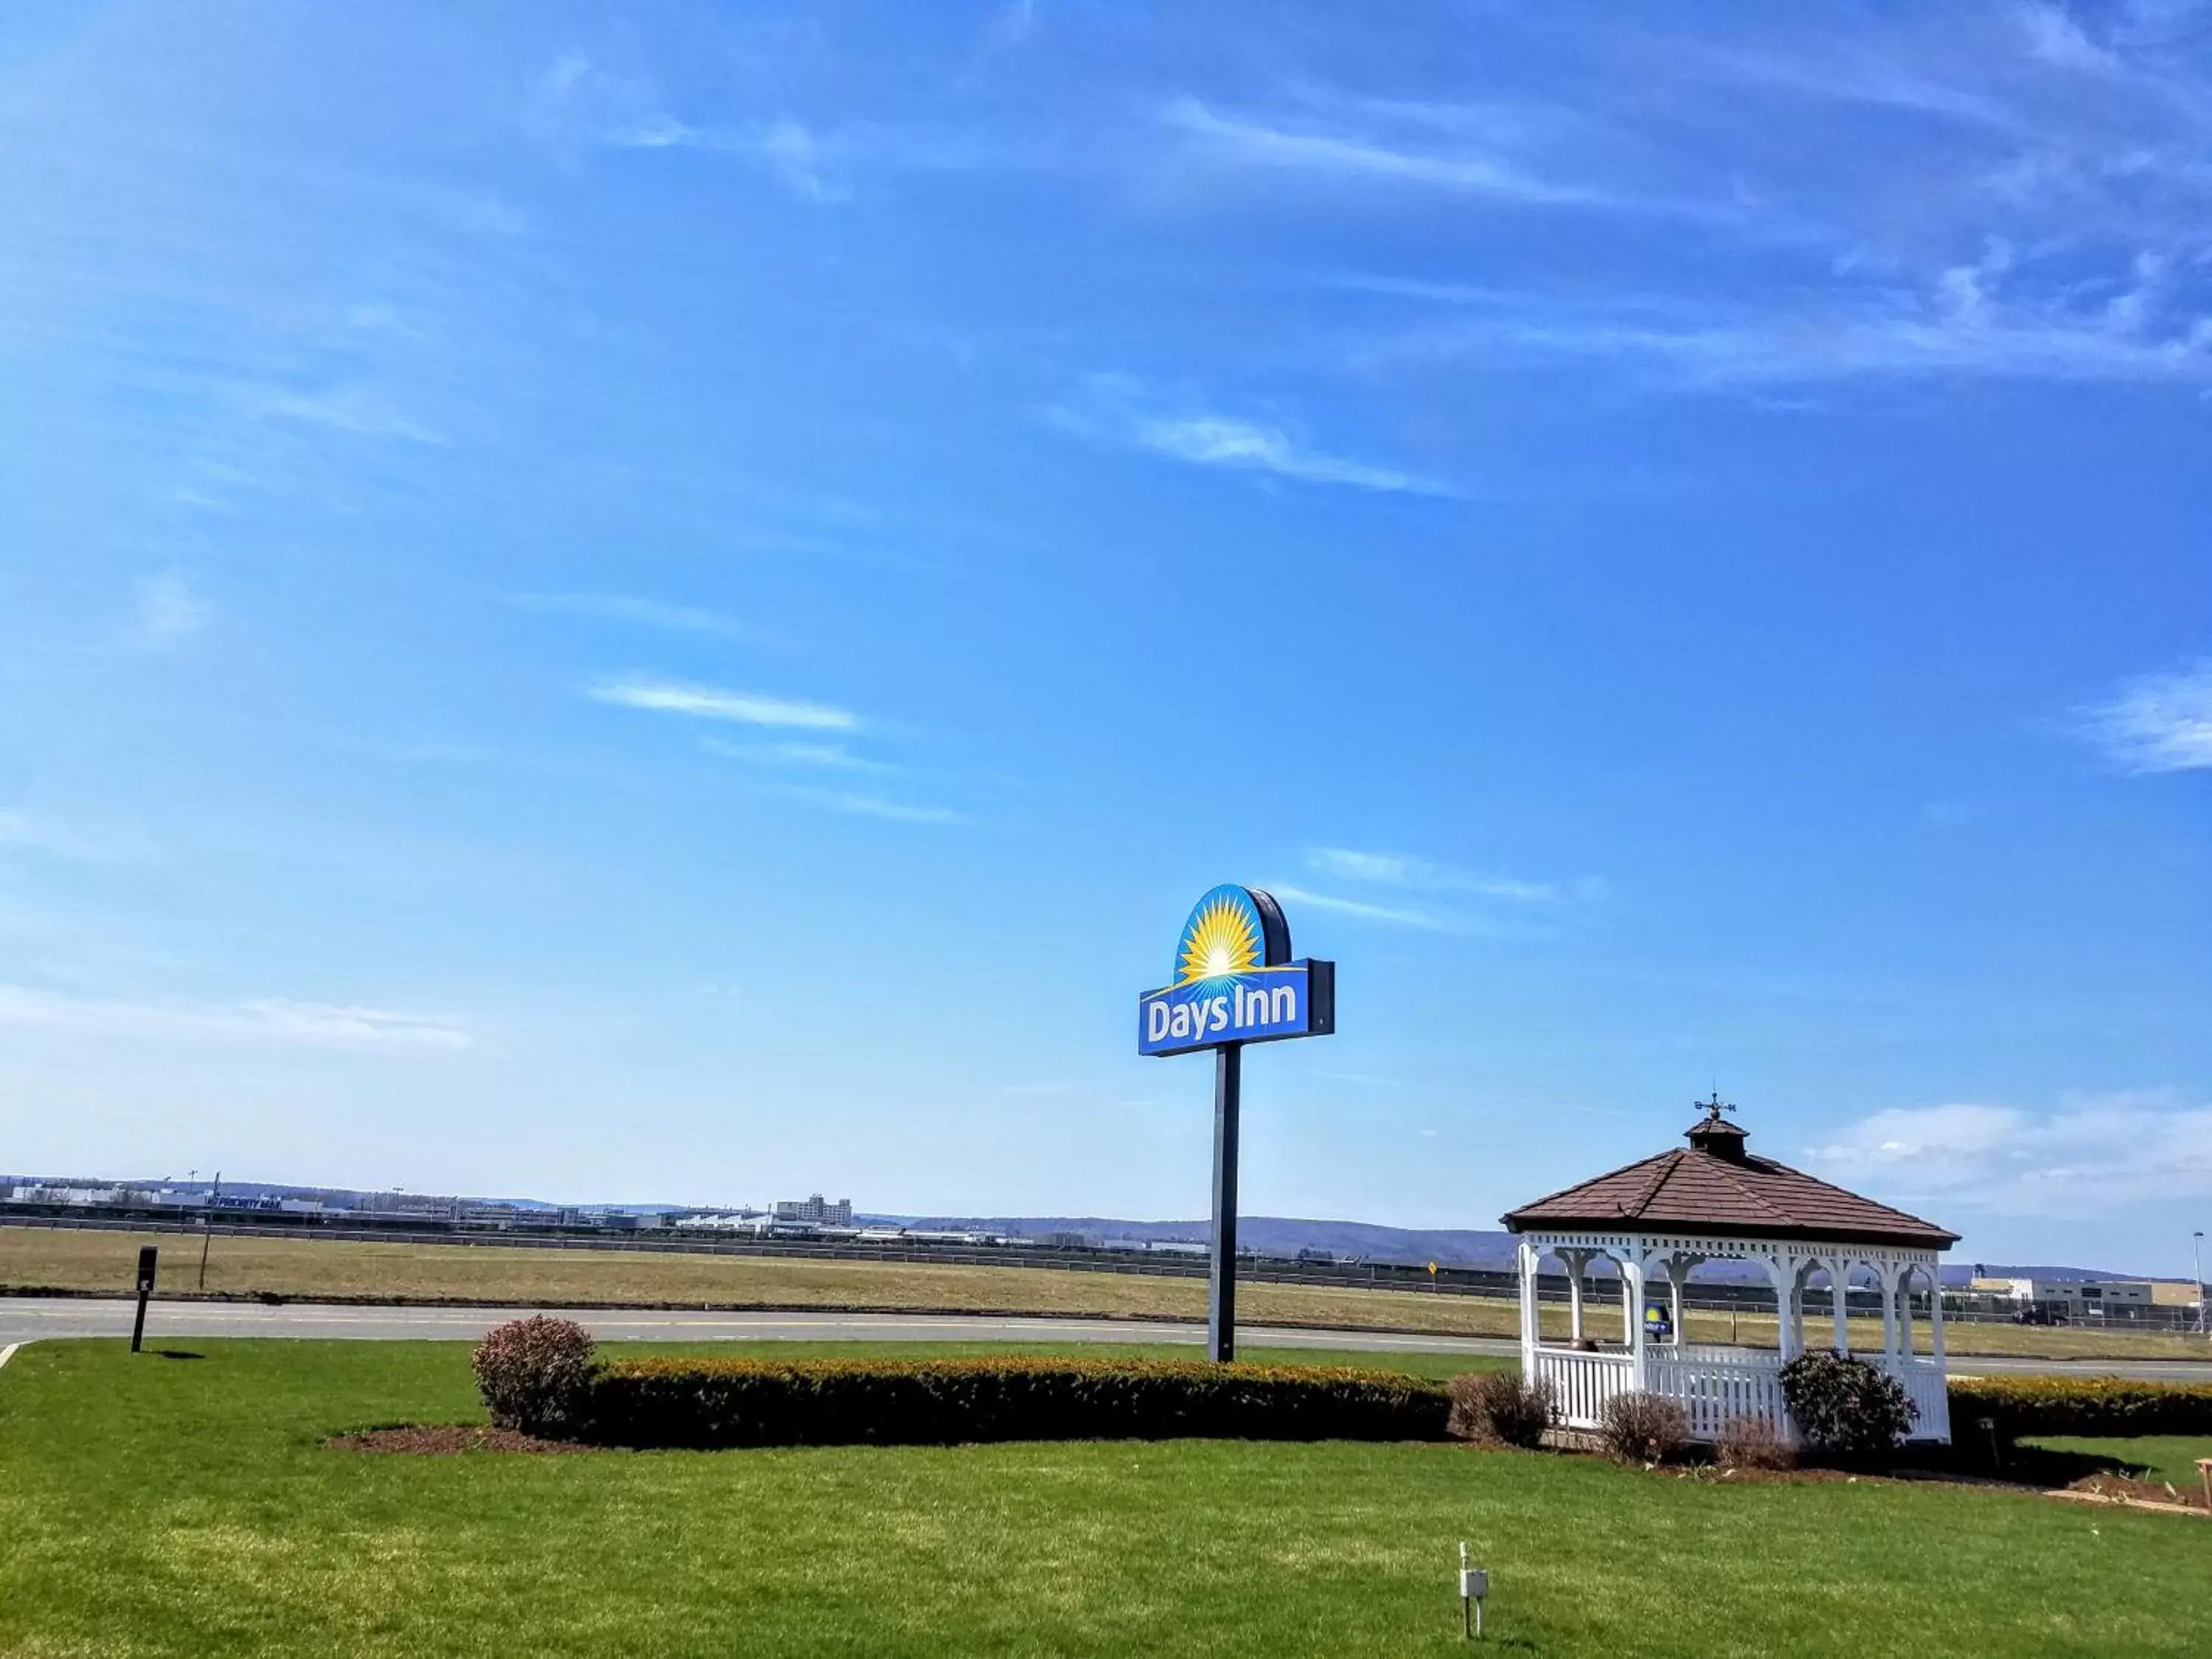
top-left (198, 1169), bottom-right (220, 1290)
top-left (1207, 1043), bottom-right (1242, 1363)
top-left (131, 1245), bottom-right (158, 1354)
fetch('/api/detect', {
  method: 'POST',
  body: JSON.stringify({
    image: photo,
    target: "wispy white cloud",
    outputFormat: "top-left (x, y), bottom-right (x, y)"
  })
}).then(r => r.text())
top-left (2070, 658), bottom-right (2212, 772)
top-left (767, 784), bottom-right (964, 825)
top-left (0, 811), bottom-right (157, 863)
top-left (0, 987), bottom-right (470, 1053)
top-left (2016, 1), bottom-right (2123, 75)
top-left (132, 573), bottom-right (210, 646)
top-left (1266, 883), bottom-right (1455, 931)
top-left (529, 53), bottom-right (855, 201)
top-left (1133, 414), bottom-right (1446, 494)
top-left (1305, 846), bottom-right (1599, 903)
top-left (1052, 378), bottom-right (1453, 495)
top-left (1806, 1092), bottom-right (2212, 1214)
top-left (240, 384), bottom-right (445, 445)
top-left (1164, 97), bottom-right (1608, 208)
top-left (514, 592), bottom-right (764, 641)
top-left (591, 676), bottom-right (858, 731)
top-left (1352, 246), bottom-right (2212, 390)
top-left (703, 738), bottom-right (897, 775)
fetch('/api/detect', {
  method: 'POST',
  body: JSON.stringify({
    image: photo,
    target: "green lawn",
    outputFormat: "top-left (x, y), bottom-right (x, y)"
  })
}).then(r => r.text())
top-left (2, 1340), bottom-right (2207, 1658)
top-left (2023, 1434), bottom-right (2212, 1491)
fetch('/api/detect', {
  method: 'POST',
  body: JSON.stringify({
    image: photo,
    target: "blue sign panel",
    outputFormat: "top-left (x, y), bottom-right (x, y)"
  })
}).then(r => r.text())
top-left (1137, 885), bottom-right (1335, 1057)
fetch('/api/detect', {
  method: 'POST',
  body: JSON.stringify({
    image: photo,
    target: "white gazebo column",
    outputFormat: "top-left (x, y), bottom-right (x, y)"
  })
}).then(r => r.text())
top-left (1877, 1262), bottom-right (1902, 1359)
top-left (1896, 1265), bottom-right (1916, 1356)
top-left (1558, 1247), bottom-right (1596, 1343)
top-left (1624, 1245), bottom-right (1649, 1388)
top-left (1826, 1256), bottom-right (1851, 1354)
top-left (1766, 1252), bottom-right (1799, 1362)
top-left (1929, 1266), bottom-right (1948, 1368)
top-left (1658, 1252), bottom-right (1704, 1349)
top-left (1517, 1240), bottom-right (1540, 1377)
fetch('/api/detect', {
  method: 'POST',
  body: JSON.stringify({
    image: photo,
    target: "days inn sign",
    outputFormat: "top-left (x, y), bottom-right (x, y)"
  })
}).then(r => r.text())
top-left (1138, 884), bottom-right (1333, 1362)
top-left (1137, 885), bottom-right (1335, 1056)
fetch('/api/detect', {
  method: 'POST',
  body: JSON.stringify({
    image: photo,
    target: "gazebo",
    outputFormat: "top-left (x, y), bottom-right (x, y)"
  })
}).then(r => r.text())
top-left (1502, 1099), bottom-right (1960, 1444)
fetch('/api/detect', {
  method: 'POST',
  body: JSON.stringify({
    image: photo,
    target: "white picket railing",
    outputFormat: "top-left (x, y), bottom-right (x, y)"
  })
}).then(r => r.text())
top-left (1528, 1344), bottom-right (1952, 1444)
top-left (1891, 1359), bottom-right (1950, 1442)
top-left (1529, 1347), bottom-right (1633, 1430)
top-left (1644, 1352), bottom-right (1789, 1443)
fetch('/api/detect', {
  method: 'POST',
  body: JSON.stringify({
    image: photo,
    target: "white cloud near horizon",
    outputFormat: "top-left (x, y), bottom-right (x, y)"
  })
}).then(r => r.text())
top-left (0, 987), bottom-right (471, 1053)
top-left (591, 676), bottom-right (858, 731)
top-left (2072, 658), bottom-right (2212, 772)
top-left (1806, 1092), bottom-right (2212, 1217)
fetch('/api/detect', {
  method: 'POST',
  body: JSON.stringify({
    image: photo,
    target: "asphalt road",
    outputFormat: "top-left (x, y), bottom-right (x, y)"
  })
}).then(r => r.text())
top-left (5, 1298), bottom-right (2212, 1379)
top-left (0, 1298), bottom-right (1515, 1357)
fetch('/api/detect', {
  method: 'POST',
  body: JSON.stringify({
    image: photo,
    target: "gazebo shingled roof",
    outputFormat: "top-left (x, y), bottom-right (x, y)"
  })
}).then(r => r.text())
top-left (1501, 1108), bottom-right (1959, 1250)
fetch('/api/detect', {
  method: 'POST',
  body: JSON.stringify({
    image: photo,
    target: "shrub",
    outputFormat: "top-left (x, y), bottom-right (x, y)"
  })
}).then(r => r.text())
top-left (575, 1356), bottom-right (1447, 1450)
top-left (1597, 1390), bottom-right (1689, 1464)
top-left (1779, 1351), bottom-right (1916, 1458)
top-left (471, 1317), bottom-right (598, 1437)
top-left (1949, 1376), bottom-right (2212, 1443)
top-left (1446, 1372), bottom-right (1556, 1447)
top-left (1716, 1413), bottom-right (1796, 1472)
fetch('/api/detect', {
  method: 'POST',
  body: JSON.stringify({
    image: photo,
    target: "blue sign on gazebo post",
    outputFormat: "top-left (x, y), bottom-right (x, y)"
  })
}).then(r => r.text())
top-left (1138, 886), bottom-right (1334, 1362)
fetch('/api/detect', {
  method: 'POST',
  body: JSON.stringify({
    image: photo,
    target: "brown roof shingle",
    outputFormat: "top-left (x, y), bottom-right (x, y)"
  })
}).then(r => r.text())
top-left (1502, 1130), bottom-right (1958, 1249)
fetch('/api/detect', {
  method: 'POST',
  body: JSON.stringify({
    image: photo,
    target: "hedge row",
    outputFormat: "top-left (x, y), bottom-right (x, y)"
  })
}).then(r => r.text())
top-left (1950, 1376), bottom-right (2212, 1440)
top-left (577, 1356), bottom-right (1450, 1449)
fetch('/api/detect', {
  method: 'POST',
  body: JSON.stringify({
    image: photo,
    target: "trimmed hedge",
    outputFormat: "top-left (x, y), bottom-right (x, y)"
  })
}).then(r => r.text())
top-left (1950, 1375), bottom-right (2212, 1441)
top-left (576, 1356), bottom-right (1448, 1449)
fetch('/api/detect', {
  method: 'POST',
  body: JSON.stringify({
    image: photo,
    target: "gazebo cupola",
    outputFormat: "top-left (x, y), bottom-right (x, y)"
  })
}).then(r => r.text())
top-left (1502, 1097), bottom-right (1960, 1444)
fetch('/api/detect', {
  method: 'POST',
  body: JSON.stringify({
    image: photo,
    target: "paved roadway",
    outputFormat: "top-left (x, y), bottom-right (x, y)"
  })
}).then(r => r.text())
top-left (0, 1298), bottom-right (1513, 1357)
top-left (5, 1298), bottom-right (2212, 1380)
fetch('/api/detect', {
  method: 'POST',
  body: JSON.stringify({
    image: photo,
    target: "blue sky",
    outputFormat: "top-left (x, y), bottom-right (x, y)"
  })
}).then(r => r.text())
top-left (1, 1), bottom-right (2208, 1273)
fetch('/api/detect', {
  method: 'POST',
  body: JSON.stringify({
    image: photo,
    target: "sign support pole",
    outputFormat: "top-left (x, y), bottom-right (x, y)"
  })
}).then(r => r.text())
top-left (131, 1245), bottom-right (157, 1354)
top-left (1208, 1042), bottom-right (1242, 1363)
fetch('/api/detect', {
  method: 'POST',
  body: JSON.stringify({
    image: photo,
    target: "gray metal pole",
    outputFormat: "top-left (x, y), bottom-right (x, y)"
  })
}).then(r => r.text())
top-left (2194, 1231), bottom-right (2205, 1338)
top-left (1208, 1043), bottom-right (1242, 1363)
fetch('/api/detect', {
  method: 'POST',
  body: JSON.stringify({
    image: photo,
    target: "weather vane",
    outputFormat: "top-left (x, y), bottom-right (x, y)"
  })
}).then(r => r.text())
top-left (1695, 1089), bottom-right (1736, 1121)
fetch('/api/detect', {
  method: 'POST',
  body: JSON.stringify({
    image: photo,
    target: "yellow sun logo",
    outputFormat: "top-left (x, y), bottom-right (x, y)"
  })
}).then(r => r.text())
top-left (1178, 892), bottom-right (1262, 985)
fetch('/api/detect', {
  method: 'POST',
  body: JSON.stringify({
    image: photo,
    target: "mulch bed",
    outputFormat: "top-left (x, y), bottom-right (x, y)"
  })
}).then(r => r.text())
top-left (2059, 1471), bottom-right (2209, 1513)
top-left (327, 1425), bottom-right (585, 1455)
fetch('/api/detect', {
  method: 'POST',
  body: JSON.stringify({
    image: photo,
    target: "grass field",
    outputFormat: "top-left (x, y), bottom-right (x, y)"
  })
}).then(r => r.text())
top-left (7, 1222), bottom-right (2209, 1361)
top-left (2, 1338), bottom-right (2206, 1658)
top-left (2025, 1435), bottom-right (2212, 1490)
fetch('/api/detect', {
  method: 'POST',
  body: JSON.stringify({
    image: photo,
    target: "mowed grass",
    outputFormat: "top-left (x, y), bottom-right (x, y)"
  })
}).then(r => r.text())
top-left (7, 1224), bottom-right (2205, 1360)
top-left (4, 1341), bottom-right (2208, 1658)
top-left (2025, 1435), bottom-right (2212, 1490)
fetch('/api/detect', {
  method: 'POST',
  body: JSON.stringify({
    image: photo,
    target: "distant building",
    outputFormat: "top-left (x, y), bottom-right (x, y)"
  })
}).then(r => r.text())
top-left (772, 1194), bottom-right (852, 1225)
top-left (1972, 1277), bottom-right (2189, 1318)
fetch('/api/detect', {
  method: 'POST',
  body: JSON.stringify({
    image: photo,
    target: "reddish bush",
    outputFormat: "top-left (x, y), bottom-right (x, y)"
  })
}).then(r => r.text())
top-left (1597, 1389), bottom-right (1691, 1464)
top-left (1446, 1372), bottom-right (1556, 1447)
top-left (471, 1317), bottom-right (597, 1437)
top-left (1716, 1413), bottom-right (1796, 1471)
